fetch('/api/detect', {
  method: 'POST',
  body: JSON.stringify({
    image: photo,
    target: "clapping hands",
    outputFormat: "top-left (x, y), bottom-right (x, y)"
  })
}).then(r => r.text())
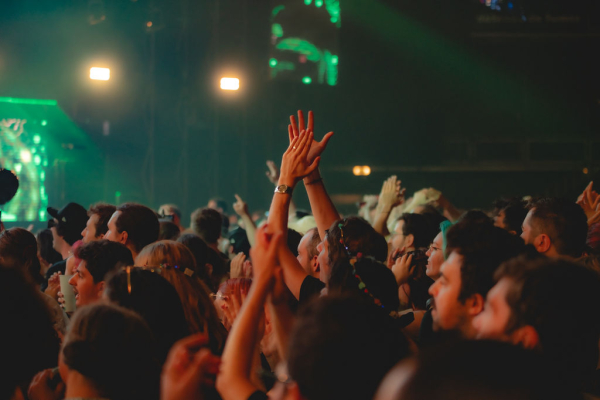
top-left (577, 182), bottom-right (600, 226)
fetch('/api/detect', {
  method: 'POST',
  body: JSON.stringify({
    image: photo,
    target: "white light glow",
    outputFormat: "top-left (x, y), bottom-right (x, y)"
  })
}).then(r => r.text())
top-left (220, 77), bottom-right (240, 90)
top-left (90, 67), bottom-right (110, 81)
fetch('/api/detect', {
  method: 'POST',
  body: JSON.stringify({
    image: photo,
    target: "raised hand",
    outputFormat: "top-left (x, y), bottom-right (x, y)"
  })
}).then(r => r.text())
top-left (289, 110), bottom-right (334, 165)
top-left (28, 369), bottom-right (65, 400)
top-left (279, 130), bottom-right (321, 186)
top-left (44, 271), bottom-right (62, 300)
top-left (392, 253), bottom-right (413, 285)
top-left (265, 160), bottom-right (280, 185)
top-left (161, 333), bottom-right (221, 400)
top-left (233, 194), bottom-right (249, 218)
top-left (577, 182), bottom-right (600, 226)
top-left (221, 289), bottom-right (246, 331)
top-left (230, 253), bottom-right (246, 279)
top-left (378, 175), bottom-right (406, 212)
top-left (250, 225), bottom-right (282, 285)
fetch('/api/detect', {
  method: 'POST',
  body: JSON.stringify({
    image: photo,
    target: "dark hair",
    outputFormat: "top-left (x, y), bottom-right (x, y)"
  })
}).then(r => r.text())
top-left (75, 240), bottom-right (134, 283)
top-left (88, 203), bottom-right (117, 238)
top-left (228, 227), bottom-right (251, 257)
top-left (159, 221), bottom-right (181, 241)
top-left (287, 228), bottom-right (303, 257)
top-left (288, 295), bottom-right (410, 400)
top-left (104, 267), bottom-right (189, 363)
top-left (115, 203), bottom-right (160, 253)
top-left (328, 257), bottom-right (400, 312)
top-left (0, 228), bottom-right (43, 285)
top-left (396, 340), bottom-right (576, 400)
top-left (398, 213), bottom-right (438, 249)
top-left (136, 241), bottom-right (228, 354)
top-left (406, 259), bottom-right (435, 311)
top-left (159, 203), bottom-right (182, 219)
top-left (177, 233), bottom-right (214, 291)
top-left (493, 197), bottom-right (528, 235)
top-left (207, 247), bottom-right (228, 290)
top-left (445, 220), bottom-right (525, 302)
top-left (209, 197), bottom-right (229, 214)
top-left (306, 227), bottom-right (321, 260)
top-left (458, 209), bottom-right (493, 225)
top-left (36, 229), bottom-right (62, 266)
top-left (326, 217), bottom-right (388, 280)
top-left (495, 256), bottom-right (600, 389)
top-left (191, 208), bottom-right (222, 244)
top-left (62, 303), bottom-right (160, 400)
top-left (0, 267), bottom-right (60, 400)
top-left (56, 221), bottom-right (83, 246)
top-left (528, 197), bottom-right (588, 258)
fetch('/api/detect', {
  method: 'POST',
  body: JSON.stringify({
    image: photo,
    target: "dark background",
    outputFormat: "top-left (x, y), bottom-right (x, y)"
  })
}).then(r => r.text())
top-left (1, 0), bottom-right (599, 224)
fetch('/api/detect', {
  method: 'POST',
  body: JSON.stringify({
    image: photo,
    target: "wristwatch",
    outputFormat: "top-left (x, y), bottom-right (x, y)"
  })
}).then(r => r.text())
top-left (274, 184), bottom-right (293, 195)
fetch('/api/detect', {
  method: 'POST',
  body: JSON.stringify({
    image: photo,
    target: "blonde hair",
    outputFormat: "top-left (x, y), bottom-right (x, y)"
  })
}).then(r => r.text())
top-left (136, 240), bottom-right (227, 352)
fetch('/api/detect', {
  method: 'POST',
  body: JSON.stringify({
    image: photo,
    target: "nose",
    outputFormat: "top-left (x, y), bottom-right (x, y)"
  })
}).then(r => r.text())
top-left (68, 275), bottom-right (77, 286)
top-left (428, 281), bottom-right (438, 297)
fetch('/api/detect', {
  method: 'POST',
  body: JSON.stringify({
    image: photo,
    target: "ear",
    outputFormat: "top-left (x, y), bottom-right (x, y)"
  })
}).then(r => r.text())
top-left (120, 231), bottom-right (129, 245)
top-left (466, 293), bottom-right (485, 316)
top-left (511, 325), bottom-right (540, 350)
top-left (97, 233), bottom-right (105, 240)
top-left (534, 234), bottom-right (552, 254)
top-left (405, 234), bottom-right (415, 249)
top-left (95, 281), bottom-right (105, 299)
top-left (311, 256), bottom-right (319, 273)
top-left (508, 230), bottom-right (517, 236)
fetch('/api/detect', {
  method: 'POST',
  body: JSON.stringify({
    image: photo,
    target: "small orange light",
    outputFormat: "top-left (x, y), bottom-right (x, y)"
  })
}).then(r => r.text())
top-left (353, 166), bottom-right (362, 176)
top-left (146, 21), bottom-right (153, 27)
top-left (583, 167), bottom-right (589, 175)
top-left (362, 166), bottom-right (371, 176)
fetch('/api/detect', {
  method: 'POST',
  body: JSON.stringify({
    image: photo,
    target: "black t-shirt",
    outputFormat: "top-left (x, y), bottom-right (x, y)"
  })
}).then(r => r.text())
top-left (299, 275), bottom-right (325, 305)
top-left (247, 391), bottom-right (268, 400)
top-left (40, 259), bottom-right (66, 291)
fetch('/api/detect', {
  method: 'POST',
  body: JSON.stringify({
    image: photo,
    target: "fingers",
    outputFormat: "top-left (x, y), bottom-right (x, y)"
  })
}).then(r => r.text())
top-left (306, 156), bottom-right (321, 175)
top-left (290, 115), bottom-right (299, 137)
top-left (300, 131), bottom-right (314, 159)
top-left (308, 110), bottom-right (314, 132)
top-left (298, 110), bottom-right (306, 132)
top-left (234, 194), bottom-right (242, 203)
top-left (288, 124), bottom-right (294, 143)
top-left (173, 333), bottom-right (210, 352)
top-left (318, 131), bottom-right (334, 149)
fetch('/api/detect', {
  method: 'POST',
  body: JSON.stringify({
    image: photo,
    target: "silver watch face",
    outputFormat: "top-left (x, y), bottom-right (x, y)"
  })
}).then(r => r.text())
top-left (275, 185), bottom-right (290, 193)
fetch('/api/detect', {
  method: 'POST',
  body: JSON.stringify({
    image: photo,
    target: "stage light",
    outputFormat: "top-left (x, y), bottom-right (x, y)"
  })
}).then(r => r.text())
top-left (41, 120), bottom-right (48, 126)
top-left (34, 155), bottom-right (42, 165)
top-left (583, 167), bottom-right (589, 174)
top-left (353, 165), bottom-right (371, 176)
top-left (33, 135), bottom-right (41, 144)
top-left (315, 0), bottom-right (323, 7)
top-left (220, 77), bottom-right (240, 90)
top-left (14, 163), bottom-right (22, 174)
top-left (90, 67), bottom-right (110, 81)
top-left (146, 21), bottom-right (153, 27)
top-left (269, 58), bottom-right (278, 67)
top-left (20, 149), bottom-right (32, 163)
top-left (302, 76), bottom-right (312, 84)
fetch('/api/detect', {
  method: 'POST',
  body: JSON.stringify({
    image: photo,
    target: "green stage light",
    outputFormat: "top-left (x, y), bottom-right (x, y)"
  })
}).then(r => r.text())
top-left (304, 0), bottom-right (312, 4)
top-left (34, 155), bottom-right (42, 165)
top-left (316, 0), bottom-right (323, 7)
top-left (33, 135), bottom-right (41, 144)
top-left (0, 97), bottom-right (57, 106)
top-left (41, 120), bottom-right (48, 126)
top-left (20, 150), bottom-right (32, 163)
top-left (115, 191), bottom-right (122, 197)
top-left (269, 58), bottom-right (278, 67)
top-left (302, 76), bottom-right (312, 84)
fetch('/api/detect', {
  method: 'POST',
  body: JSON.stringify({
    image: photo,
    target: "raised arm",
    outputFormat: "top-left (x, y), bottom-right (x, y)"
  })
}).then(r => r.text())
top-left (373, 175), bottom-right (406, 236)
top-left (289, 110), bottom-right (338, 239)
top-left (233, 194), bottom-right (257, 247)
top-left (216, 227), bottom-right (282, 400)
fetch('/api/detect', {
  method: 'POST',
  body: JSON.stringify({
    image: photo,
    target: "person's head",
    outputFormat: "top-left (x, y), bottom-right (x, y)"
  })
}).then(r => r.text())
top-left (191, 207), bottom-right (222, 245)
top-left (329, 256), bottom-right (400, 312)
top-left (59, 303), bottom-right (160, 400)
top-left (105, 203), bottom-right (160, 257)
top-left (493, 198), bottom-right (528, 235)
top-left (69, 240), bottom-right (133, 307)
top-left (48, 202), bottom-right (88, 251)
top-left (207, 198), bottom-right (228, 214)
top-left (521, 198), bottom-right (588, 258)
top-left (136, 240), bottom-right (227, 353)
top-left (36, 228), bottom-right (62, 270)
top-left (392, 213), bottom-right (437, 252)
top-left (428, 220), bottom-right (526, 337)
top-left (287, 228), bottom-right (303, 257)
top-left (0, 227), bottom-right (43, 285)
top-left (177, 233), bottom-right (214, 291)
top-left (214, 278), bottom-right (252, 324)
top-left (104, 267), bottom-right (189, 363)
top-left (297, 227), bottom-right (321, 278)
top-left (228, 227), bottom-right (251, 257)
top-left (284, 294), bottom-right (411, 400)
top-left (82, 203), bottom-right (117, 243)
top-left (473, 256), bottom-right (600, 389)
top-left (0, 267), bottom-right (60, 400)
top-left (158, 203), bottom-right (182, 228)
top-left (425, 232), bottom-right (444, 279)
top-left (319, 217), bottom-right (388, 285)
top-left (158, 221), bottom-right (181, 241)
top-left (375, 340), bottom-right (577, 400)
